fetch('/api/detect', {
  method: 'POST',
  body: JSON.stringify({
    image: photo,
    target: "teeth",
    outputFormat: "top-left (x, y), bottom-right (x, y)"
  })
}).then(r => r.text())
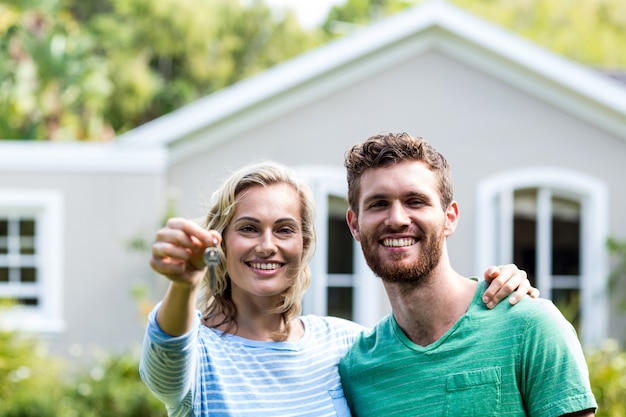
top-left (383, 238), bottom-right (415, 247)
top-left (249, 262), bottom-right (280, 270)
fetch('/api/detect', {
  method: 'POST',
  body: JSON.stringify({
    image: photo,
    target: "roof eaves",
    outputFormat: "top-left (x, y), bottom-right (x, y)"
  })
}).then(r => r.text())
top-left (0, 141), bottom-right (168, 174)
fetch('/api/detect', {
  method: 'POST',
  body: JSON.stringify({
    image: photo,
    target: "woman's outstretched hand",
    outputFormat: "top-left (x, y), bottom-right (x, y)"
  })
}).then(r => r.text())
top-left (150, 217), bottom-right (221, 288)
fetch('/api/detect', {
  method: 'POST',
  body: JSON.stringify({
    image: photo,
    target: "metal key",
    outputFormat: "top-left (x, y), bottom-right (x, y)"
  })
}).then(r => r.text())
top-left (203, 240), bottom-right (220, 290)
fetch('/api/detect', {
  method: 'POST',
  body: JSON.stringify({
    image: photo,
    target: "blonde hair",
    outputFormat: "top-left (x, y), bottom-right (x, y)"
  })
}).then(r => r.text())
top-left (200, 161), bottom-right (316, 341)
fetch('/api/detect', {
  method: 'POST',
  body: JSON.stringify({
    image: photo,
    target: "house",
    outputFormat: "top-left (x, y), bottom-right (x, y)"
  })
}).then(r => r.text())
top-left (1, 0), bottom-right (625, 359)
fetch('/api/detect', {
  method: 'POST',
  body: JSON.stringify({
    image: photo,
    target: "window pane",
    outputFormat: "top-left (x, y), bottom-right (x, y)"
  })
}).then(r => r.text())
top-left (513, 188), bottom-right (537, 285)
top-left (551, 197), bottom-right (580, 276)
top-left (20, 267), bottom-right (37, 283)
top-left (327, 196), bottom-right (353, 274)
top-left (20, 219), bottom-right (35, 236)
top-left (0, 267), bottom-right (8, 282)
top-left (18, 297), bottom-right (39, 306)
top-left (327, 287), bottom-right (353, 320)
top-left (19, 219), bottom-right (36, 255)
top-left (0, 219), bottom-right (7, 255)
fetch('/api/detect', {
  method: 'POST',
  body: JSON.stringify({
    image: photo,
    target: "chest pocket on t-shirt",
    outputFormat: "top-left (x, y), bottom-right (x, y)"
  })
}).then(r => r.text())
top-left (444, 367), bottom-right (501, 417)
top-left (329, 388), bottom-right (352, 417)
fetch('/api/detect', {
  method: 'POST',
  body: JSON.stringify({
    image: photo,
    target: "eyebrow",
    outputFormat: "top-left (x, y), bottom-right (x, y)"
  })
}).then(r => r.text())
top-left (234, 216), bottom-right (299, 225)
top-left (363, 190), bottom-right (431, 203)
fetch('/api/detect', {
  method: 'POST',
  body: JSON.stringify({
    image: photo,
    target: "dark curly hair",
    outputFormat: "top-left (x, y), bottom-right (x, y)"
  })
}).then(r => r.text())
top-left (344, 132), bottom-right (453, 212)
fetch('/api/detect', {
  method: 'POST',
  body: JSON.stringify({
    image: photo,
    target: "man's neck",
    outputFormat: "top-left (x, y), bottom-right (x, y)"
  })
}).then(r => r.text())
top-left (384, 269), bottom-right (478, 347)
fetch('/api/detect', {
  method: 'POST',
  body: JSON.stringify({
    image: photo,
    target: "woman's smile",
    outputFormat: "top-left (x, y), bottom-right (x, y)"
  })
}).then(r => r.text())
top-left (224, 183), bottom-right (303, 298)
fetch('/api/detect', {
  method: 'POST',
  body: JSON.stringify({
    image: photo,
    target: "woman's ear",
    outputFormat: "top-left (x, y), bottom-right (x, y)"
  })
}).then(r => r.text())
top-left (346, 209), bottom-right (361, 242)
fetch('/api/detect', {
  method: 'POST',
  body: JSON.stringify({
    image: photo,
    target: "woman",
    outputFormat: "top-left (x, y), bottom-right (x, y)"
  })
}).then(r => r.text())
top-left (140, 161), bottom-right (535, 416)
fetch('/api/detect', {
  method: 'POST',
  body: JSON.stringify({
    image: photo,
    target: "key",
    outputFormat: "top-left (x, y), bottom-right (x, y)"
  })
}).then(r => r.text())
top-left (204, 240), bottom-right (220, 290)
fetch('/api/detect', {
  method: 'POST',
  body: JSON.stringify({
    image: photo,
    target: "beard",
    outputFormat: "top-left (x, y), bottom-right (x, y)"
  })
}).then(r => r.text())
top-left (360, 227), bottom-right (444, 288)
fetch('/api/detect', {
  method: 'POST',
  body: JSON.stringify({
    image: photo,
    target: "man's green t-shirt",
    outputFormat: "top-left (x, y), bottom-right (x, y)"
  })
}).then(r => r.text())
top-left (339, 280), bottom-right (597, 416)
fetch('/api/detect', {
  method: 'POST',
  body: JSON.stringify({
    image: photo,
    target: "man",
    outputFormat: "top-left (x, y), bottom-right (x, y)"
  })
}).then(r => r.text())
top-left (339, 132), bottom-right (597, 416)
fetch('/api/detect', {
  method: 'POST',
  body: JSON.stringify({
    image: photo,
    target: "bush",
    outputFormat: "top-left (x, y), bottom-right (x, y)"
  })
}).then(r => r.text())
top-left (0, 331), bottom-right (166, 417)
top-left (587, 339), bottom-right (626, 417)
top-left (1, 330), bottom-right (625, 416)
top-left (0, 330), bottom-right (67, 416)
top-left (62, 350), bottom-right (166, 417)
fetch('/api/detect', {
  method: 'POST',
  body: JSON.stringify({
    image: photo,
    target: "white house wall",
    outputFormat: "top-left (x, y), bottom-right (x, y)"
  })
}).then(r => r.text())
top-left (0, 169), bottom-right (166, 358)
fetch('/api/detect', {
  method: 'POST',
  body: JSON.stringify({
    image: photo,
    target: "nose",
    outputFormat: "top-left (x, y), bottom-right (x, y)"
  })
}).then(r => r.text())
top-left (255, 229), bottom-right (277, 257)
top-left (385, 201), bottom-right (410, 229)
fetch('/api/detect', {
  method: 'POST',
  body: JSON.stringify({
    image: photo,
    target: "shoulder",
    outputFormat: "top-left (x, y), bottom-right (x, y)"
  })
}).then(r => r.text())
top-left (301, 314), bottom-right (367, 335)
top-left (486, 296), bottom-right (581, 349)
top-left (343, 314), bottom-right (393, 355)
top-left (339, 315), bottom-right (394, 374)
top-left (504, 296), bottom-right (572, 323)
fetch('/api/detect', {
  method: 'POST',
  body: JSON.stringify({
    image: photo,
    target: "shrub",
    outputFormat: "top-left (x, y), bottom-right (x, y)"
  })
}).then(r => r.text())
top-left (0, 330), bottom-right (67, 416)
top-left (0, 331), bottom-right (166, 417)
top-left (587, 339), bottom-right (626, 417)
top-left (62, 349), bottom-right (166, 417)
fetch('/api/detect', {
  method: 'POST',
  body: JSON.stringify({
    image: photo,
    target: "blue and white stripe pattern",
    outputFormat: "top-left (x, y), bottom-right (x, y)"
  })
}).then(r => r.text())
top-left (140, 306), bottom-right (365, 417)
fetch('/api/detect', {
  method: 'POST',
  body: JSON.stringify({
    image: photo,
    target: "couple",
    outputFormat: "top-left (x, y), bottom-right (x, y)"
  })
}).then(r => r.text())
top-left (140, 132), bottom-right (596, 416)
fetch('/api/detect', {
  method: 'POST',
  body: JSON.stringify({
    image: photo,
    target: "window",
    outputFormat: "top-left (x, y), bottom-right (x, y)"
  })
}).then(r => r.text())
top-left (296, 167), bottom-right (385, 327)
top-left (512, 189), bottom-right (582, 328)
top-left (326, 195), bottom-right (354, 320)
top-left (0, 217), bottom-right (39, 305)
top-left (0, 190), bottom-right (65, 333)
top-left (476, 168), bottom-right (608, 345)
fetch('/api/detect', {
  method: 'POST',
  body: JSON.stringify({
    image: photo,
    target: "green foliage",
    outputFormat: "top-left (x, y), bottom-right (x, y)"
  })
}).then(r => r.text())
top-left (607, 237), bottom-right (626, 311)
top-left (586, 339), bottom-right (626, 417)
top-left (0, 0), bottom-right (321, 140)
top-left (0, 330), bottom-right (67, 416)
top-left (322, 0), bottom-right (413, 37)
top-left (0, 331), bottom-right (166, 417)
top-left (454, 0), bottom-right (626, 69)
top-left (62, 351), bottom-right (166, 417)
top-left (0, 0), bottom-right (113, 141)
top-left (89, 0), bottom-right (320, 132)
top-left (324, 0), bottom-right (626, 69)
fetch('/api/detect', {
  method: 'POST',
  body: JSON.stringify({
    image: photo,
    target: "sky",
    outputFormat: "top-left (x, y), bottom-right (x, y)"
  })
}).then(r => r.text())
top-left (264, 0), bottom-right (347, 28)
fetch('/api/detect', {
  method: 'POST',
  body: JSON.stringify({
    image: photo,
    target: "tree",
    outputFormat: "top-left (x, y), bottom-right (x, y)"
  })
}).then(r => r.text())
top-left (323, 0), bottom-right (626, 69)
top-left (0, 0), bottom-right (113, 140)
top-left (0, 0), bottom-right (321, 140)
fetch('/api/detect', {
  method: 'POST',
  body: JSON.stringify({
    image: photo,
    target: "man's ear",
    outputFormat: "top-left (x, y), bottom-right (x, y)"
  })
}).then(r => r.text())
top-left (443, 201), bottom-right (459, 237)
top-left (346, 209), bottom-right (361, 242)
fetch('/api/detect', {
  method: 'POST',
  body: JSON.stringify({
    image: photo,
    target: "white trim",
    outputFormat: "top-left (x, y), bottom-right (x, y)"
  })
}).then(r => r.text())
top-left (0, 190), bottom-right (66, 333)
top-left (476, 167), bottom-right (609, 346)
top-left (0, 141), bottom-right (167, 174)
top-left (536, 188), bottom-right (552, 299)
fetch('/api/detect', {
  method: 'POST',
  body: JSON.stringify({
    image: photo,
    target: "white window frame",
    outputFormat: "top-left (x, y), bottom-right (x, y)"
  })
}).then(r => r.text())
top-left (0, 190), bottom-right (65, 333)
top-left (475, 167), bottom-right (608, 346)
top-left (295, 166), bottom-right (384, 327)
